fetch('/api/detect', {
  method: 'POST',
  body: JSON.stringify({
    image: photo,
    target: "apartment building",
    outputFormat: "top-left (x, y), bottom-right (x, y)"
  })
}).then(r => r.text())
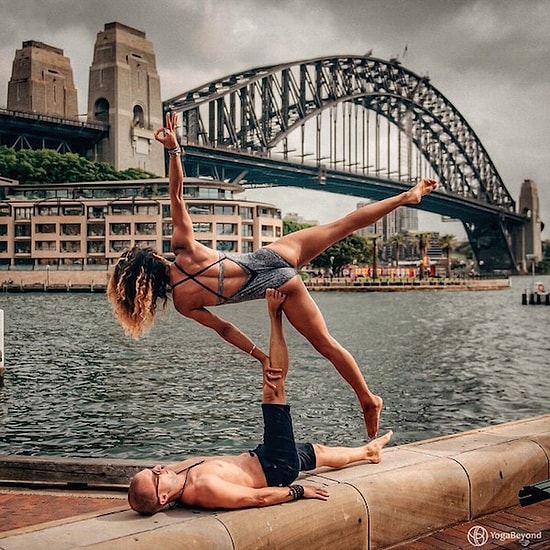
top-left (0, 177), bottom-right (282, 270)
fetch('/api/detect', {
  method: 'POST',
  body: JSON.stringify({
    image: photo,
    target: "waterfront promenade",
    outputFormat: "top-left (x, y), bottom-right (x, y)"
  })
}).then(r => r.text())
top-left (0, 269), bottom-right (510, 293)
top-left (0, 415), bottom-right (548, 549)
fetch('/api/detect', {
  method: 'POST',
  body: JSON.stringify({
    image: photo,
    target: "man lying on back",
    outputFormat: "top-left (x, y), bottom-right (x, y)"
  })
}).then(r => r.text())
top-left (128, 289), bottom-right (392, 514)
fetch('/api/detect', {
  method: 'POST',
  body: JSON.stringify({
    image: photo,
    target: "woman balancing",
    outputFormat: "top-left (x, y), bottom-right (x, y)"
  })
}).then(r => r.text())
top-left (107, 112), bottom-right (437, 439)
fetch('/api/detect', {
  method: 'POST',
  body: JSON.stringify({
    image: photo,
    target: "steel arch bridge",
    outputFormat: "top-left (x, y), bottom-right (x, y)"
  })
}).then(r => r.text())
top-left (165, 55), bottom-right (528, 273)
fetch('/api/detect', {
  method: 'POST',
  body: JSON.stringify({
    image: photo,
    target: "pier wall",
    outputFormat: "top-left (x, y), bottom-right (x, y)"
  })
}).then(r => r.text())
top-left (0, 415), bottom-right (548, 549)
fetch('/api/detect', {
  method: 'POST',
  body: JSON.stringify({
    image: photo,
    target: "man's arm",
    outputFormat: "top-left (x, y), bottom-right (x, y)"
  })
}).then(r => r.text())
top-left (188, 476), bottom-right (329, 510)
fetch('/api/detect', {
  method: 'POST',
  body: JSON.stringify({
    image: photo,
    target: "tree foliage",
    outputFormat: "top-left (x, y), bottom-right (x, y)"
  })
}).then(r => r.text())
top-left (0, 146), bottom-right (158, 184)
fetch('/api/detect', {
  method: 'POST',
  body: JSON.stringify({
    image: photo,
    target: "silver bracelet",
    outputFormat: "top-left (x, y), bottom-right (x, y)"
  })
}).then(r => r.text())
top-left (168, 147), bottom-right (182, 157)
top-left (248, 344), bottom-right (256, 355)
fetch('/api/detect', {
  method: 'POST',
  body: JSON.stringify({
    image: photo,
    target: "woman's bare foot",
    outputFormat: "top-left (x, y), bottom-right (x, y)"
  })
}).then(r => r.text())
top-left (363, 430), bottom-right (393, 463)
top-left (362, 395), bottom-right (384, 439)
top-left (405, 177), bottom-right (437, 204)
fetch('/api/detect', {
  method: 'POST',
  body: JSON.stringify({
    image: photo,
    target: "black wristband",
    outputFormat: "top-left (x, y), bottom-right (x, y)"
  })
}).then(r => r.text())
top-left (289, 484), bottom-right (304, 500)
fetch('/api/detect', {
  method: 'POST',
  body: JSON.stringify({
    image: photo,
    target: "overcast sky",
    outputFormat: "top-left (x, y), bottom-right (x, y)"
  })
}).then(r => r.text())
top-left (1, 0), bottom-right (549, 238)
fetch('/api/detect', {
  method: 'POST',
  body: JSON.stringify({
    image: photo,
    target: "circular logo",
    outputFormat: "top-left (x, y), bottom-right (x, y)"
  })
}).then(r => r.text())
top-left (467, 525), bottom-right (489, 546)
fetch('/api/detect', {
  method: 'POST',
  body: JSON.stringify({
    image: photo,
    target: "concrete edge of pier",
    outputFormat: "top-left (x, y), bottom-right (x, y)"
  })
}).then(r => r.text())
top-left (0, 414), bottom-right (548, 550)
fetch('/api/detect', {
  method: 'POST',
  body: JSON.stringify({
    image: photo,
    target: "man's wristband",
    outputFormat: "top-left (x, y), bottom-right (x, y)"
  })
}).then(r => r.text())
top-left (289, 485), bottom-right (304, 500)
top-left (168, 146), bottom-right (183, 157)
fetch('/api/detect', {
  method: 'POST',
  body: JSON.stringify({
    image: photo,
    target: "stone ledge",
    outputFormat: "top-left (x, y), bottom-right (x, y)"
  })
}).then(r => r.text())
top-left (0, 414), bottom-right (548, 550)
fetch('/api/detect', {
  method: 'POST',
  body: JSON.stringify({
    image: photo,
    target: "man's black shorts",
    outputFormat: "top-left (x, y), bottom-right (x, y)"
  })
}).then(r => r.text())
top-left (249, 404), bottom-right (316, 487)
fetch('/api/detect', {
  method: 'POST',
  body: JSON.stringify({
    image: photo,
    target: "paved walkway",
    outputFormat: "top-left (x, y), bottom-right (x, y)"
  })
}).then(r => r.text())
top-left (396, 499), bottom-right (549, 549)
top-left (0, 486), bottom-right (127, 533)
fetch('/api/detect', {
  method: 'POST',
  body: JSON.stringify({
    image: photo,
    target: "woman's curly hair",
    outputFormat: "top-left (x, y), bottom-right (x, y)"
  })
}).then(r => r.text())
top-left (107, 246), bottom-right (170, 339)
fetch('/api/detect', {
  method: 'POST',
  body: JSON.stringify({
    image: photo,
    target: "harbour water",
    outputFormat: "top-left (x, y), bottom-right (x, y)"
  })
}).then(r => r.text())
top-left (0, 275), bottom-right (548, 461)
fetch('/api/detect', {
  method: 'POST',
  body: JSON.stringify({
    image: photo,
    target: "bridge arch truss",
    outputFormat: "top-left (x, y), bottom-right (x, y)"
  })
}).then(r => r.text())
top-left (166, 56), bottom-right (527, 272)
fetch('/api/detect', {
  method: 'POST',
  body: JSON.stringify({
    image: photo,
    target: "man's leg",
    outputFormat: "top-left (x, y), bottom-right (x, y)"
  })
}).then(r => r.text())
top-left (263, 288), bottom-right (288, 405)
top-left (311, 430), bottom-right (393, 469)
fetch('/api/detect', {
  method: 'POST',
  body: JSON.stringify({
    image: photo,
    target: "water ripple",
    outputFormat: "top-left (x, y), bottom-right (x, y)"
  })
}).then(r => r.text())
top-left (0, 276), bottom-right (548, 459)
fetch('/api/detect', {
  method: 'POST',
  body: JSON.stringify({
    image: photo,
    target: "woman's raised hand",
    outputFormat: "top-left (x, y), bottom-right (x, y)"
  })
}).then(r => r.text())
top-left (154, 111), bottom-right (180, 149)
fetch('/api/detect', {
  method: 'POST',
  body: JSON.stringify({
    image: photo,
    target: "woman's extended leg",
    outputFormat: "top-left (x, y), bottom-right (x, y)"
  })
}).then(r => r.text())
top-left (312, 430), bottom-right (393, 468)
top-left (279, 278), bottom-right (383, 438)
top-left (268, 178), bottom-right (436, 267)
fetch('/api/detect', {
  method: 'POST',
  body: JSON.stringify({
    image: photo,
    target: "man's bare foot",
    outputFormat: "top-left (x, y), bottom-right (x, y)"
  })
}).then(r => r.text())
top-left (363, 430), bottom-right (393, 463)
top-left (266, 288), bottom-right (286, 318)
top-left (362, 395), bottom-right (383, 439)
top-left (406, 177), bottom-right (437, 204)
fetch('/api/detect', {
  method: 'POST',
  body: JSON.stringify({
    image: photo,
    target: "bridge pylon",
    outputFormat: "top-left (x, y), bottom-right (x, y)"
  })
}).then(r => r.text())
top-left (514, 179), bottom-right (543, 274)
top-left (86, 22), bottom-right (164, 176)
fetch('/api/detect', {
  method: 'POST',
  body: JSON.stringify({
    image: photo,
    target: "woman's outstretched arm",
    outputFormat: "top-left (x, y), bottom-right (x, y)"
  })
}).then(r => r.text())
top-left (185, 307), bottom-right (271, 371)
top-left (154, 112), bottom-right (194, 252)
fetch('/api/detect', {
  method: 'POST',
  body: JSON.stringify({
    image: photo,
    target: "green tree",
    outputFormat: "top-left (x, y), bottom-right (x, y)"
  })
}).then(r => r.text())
top-left (390, 233), bottom-right (404, 268)
top-left (0, 146), bottom-right (157, 184)
top-left (439, 234), bottom-right (456, 278)
top-left (310, 234), bottom-right (370, 274)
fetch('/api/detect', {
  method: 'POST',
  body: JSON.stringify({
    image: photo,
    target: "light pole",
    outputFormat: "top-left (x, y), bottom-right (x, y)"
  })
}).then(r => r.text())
top-left (526, 254), bottom-right (537, 292)
top-left (46, 264), bottom-right (50, 288)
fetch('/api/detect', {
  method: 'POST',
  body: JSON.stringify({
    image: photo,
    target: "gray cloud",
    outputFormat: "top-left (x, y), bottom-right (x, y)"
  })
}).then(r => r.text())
top-left (0, 0), bottom-right (548, 235)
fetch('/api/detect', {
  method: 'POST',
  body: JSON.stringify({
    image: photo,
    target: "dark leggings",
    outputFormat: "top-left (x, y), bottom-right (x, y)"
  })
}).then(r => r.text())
top-left (250, 404), bottom-right (316, 487)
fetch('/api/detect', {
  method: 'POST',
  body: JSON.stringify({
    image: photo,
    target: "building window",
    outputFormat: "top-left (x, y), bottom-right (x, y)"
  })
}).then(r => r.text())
top-left (87, 242), bottom-right (105, 254)
top-left (60, 241), bottom-right (81, 253)
top-left (214, 205), bottom-right (235, 216)
top-left (61, 224), bottom-right (81, 236)
top-left (15, 242), bottom-right (31, 254)
top-left (110, 223), bottom-right (130, 235)
top-left (37, 205), bottom-right (60, 216)
top-left (88, 206), bottom-right (107, 219)
top-left (162, 222), bottom-right (172, 236)
top-left (133, 105), bottom-right (145, 128)
top-left (111, 204), bottom-right (133, 215)
top-left (162, 240), bottom-right (172, 253)
top-left (15, 207), bottom-right (33, 220)
top-left (216, 223), bottom-right (237, 235)
top-left (110, 240), bottom-right (131, 253)
top-left (63, 205), bottom-right (83, 216)
top-left (0, 224), bottom-right (7, 236)
top-left (193, 222), bottom-right (212, 233)
top-left (188, 204), bottom-right (211, 215)
top-left (36, 223), bottom-right (56, 234)
top-left (15, 225), bottom-right (31, 237)
top-left (261, 225), bottom-right (274, 237)
top-left (162, 205), bottom-right (171, 218)
top-left (0, 242), bottom-right (7, 253)
top-left (241, 207), bottom-right (253, 220)
top-left (217, 240), bottom-right (237, 252)
top-left (35, 241), bottom-right (56, 251)
top-left (241, 224), bottom-right (253, 237)
top-left (241, 241), bottom-right (254, 253)
top-left (135, 222), bottom-right (156, 235)
top-left (0, 205), bottom-right (10, 216)
top-left (88, 223), bottom-right (105, 237)
top-left (136, 203), bottom-right (159, 215)
top-left (197, 240), bottom-right (212, 247)
top-left (135, 240), bottom-right (156, 248)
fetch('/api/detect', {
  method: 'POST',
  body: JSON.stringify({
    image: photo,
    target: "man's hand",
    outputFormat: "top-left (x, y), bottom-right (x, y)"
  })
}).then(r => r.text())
top-left (262, 359), bottom-right (282, 391)
top-left (303, 485), bottom-right (330, 501)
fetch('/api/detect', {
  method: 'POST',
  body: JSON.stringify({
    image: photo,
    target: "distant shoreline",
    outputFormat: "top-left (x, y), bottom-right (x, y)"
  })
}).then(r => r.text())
top-left (0, 270), bottom-right (510, 293)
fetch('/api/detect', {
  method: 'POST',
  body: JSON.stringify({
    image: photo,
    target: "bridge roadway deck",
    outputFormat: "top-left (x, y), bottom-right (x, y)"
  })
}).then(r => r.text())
top-left (0, 414), bottom-right (548, 549)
